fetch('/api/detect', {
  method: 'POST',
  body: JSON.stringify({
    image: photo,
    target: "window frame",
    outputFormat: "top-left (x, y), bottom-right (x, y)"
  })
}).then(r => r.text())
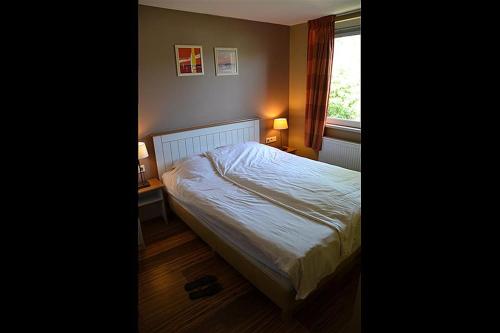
top-left (326, 25), bottom-right (361, 129)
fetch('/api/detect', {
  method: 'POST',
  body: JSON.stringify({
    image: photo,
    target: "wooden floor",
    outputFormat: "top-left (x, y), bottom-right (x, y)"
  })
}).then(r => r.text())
top-left (139, 215), bottom-right (361, 333)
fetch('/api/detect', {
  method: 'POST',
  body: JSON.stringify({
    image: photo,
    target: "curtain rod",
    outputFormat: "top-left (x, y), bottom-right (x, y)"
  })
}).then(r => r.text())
top-left (334, 9), bottom-right (361, 22)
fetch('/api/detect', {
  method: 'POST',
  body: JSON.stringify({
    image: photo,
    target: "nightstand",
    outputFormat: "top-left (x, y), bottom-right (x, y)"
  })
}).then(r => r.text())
top-left (138, 178), bottom-right (168, 248)
top-left (282, 146), bottom-right (298, 154)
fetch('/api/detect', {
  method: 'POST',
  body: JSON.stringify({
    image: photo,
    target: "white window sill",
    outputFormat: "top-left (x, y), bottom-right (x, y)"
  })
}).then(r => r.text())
top-left (325, 123), bottom-right (361, 133)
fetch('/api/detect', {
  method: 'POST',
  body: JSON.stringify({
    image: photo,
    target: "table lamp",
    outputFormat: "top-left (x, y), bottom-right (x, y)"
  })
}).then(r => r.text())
top-left (138, 142), bottom-right (149, 189)
top-left (273, 118), bottom-right (288, 150)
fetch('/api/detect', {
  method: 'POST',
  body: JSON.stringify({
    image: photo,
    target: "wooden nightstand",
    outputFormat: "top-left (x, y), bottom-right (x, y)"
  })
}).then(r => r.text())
top-left (138, 178), bottom-right (168, 248)
top-left (282, 146), bottom-right (298, 154)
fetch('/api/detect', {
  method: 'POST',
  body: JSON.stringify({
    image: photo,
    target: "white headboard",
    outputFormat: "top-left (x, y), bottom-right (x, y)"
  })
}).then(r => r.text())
top-left (153, 119), bottom-right (260, 178)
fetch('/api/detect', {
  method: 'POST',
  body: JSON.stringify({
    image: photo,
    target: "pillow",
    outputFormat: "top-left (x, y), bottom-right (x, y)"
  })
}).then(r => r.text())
top-left (165, 154), bottom-right (203, 172)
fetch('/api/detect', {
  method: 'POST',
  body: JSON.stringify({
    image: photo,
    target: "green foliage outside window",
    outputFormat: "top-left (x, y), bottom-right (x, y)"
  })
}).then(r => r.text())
top-left (328, 69), bottom-right (360, 121)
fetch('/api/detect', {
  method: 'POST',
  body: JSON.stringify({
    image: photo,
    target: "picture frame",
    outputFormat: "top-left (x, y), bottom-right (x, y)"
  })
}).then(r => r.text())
top-left (214, 47), bottom-right (238, 76)
top-left (174, 45), bottom-right (204, 76)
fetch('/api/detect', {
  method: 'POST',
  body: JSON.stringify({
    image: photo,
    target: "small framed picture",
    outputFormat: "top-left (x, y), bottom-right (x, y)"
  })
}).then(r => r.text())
top-left (174, 45), bottom-right (204, 76)
top-left (214, 48), bottom-right (238, 76)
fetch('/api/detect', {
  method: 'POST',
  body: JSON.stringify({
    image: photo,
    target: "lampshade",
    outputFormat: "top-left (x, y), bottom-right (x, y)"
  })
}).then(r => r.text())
top-left (273, 118), bottom-right (288, 130)
top-left (138, 142), bottom-right (149, 160)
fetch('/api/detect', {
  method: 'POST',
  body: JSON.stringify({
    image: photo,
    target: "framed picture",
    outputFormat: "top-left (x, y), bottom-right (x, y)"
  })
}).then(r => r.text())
top-left (174, 45), bottom-right (204, 76)
top-left (214, 48), bottom-right (238, 76)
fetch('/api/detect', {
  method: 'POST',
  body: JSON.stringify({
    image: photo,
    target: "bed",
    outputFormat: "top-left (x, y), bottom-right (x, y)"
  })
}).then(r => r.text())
top-left (152, 118), bottom-right (361, 319)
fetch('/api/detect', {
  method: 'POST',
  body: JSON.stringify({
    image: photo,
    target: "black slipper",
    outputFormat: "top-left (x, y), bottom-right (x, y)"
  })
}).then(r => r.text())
top-left (184, 275), bottom-right (217, 292)
top-left (189, 282), bottom-right (223, 300)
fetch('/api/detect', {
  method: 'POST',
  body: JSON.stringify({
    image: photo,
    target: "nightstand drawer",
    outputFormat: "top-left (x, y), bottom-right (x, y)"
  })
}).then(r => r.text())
top-left (138, 178), bottom-right (168, 229)
top-left (138, 190), bottom-right (163, 207)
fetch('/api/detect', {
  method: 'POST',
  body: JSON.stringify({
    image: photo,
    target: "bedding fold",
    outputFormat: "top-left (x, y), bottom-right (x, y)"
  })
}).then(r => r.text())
top-left (204, 142), bottom-right (361, 256)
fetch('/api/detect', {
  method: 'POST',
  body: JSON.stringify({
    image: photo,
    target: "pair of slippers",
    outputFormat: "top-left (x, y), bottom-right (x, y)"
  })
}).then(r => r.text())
top-left (184, 275), bottom-right (222, 300)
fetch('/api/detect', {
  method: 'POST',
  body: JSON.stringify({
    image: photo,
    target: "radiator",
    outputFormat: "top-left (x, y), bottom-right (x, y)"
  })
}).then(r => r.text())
top-left (318, 137), bottom-right (361, 171)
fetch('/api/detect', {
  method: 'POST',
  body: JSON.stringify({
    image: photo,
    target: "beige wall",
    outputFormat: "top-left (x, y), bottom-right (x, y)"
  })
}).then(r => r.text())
top-left (139, 6), bottom-right (290, 178)
top-left (288, 16), bottom-right (361, 161)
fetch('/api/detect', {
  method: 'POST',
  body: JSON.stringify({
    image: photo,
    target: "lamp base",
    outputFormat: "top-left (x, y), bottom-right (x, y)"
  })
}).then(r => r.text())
top-left (138, 181), bottom-right (150, 189)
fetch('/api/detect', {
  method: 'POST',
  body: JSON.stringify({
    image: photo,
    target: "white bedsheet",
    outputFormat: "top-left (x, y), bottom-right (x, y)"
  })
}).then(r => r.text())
top-left (162, 144), bottom-right (361, 300)
top-left (205, 142), bottom-right (361, 257)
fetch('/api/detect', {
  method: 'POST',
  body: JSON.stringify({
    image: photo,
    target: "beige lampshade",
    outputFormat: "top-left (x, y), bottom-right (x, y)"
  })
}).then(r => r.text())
top-left (138, 142), bottom-right (149, 160)
top-left (273, 118), bottom-right (288, 130)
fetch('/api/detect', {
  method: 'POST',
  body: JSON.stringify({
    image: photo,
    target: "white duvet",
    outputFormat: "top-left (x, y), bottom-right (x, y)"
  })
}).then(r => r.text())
top-left (163, 142), bottom-right (361, 299)
top-left (204, 142), bottom-right (361, 257)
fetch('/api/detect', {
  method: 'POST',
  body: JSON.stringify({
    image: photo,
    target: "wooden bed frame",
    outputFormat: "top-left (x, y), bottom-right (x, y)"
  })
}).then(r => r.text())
top-left (152, 118), bottom-right (360, 320)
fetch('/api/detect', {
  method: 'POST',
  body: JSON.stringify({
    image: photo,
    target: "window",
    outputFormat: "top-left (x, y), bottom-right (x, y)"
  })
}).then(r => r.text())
top-left (327, 28), bottom-right (361, 129)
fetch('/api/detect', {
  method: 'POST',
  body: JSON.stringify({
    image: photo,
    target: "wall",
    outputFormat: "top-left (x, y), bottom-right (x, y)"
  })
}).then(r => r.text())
top-left (139, 5), bottom-right (289, 178)
top-left (288, 16), bottom-right (361, 161)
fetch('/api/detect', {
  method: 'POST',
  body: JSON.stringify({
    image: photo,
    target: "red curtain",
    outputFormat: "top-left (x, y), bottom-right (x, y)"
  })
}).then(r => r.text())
top-left (304, 15), bottom-right (335, 151)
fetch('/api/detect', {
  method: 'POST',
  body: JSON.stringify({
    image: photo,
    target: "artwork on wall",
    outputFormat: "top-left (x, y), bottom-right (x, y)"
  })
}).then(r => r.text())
top-left (175, 45), bottom-right (204, 76)
top-left (214, 48), bottom-right (238, 76)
